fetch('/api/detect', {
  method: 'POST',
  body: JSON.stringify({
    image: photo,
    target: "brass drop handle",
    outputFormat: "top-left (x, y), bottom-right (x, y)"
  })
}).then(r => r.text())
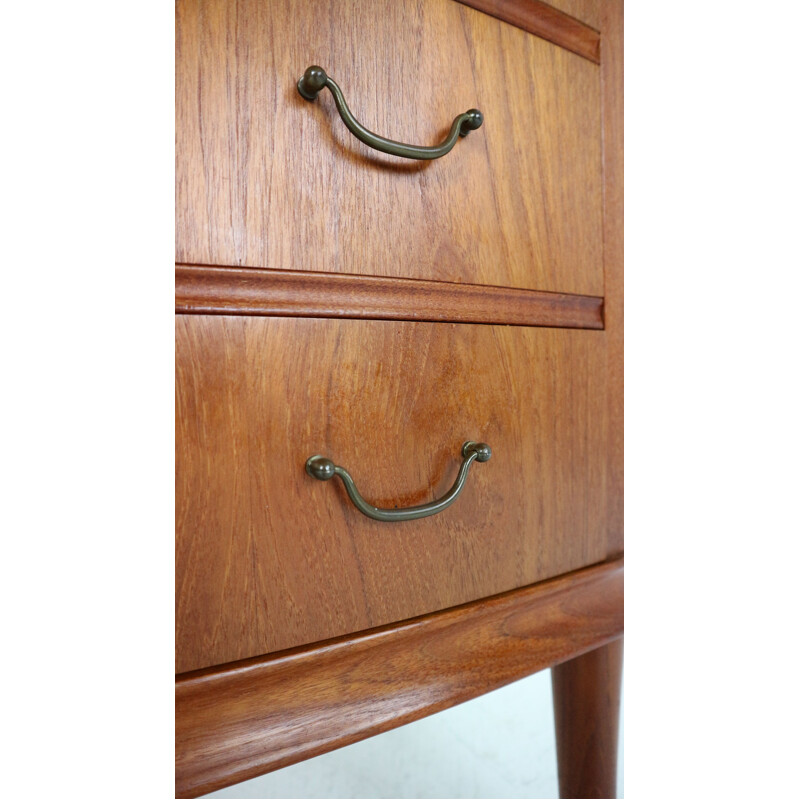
top-left (297, 65), bottom-right (484, 160)
top-left (306, 441), bottom-right (492, 522)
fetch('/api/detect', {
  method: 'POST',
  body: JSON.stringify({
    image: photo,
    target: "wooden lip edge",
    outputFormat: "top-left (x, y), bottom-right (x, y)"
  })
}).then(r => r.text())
top-left (176, 558), bottom-right (623, 797)
top-left (455, 0), bottom-right (600, 64)
top-left (175, 264), bottom-right (604, 330)
top-left (600, 0), bottom-right (624, 556)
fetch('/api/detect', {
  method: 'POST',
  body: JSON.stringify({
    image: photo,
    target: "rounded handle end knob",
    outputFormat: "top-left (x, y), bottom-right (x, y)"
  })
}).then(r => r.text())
top-left (298, 65), bottom-right (328, 100)
top-left (306, 455), bottom-right (336, 480)
top-left (459, 109), bottom-right (484, 136)
top-left (462, 441), bottom-right (492, 462)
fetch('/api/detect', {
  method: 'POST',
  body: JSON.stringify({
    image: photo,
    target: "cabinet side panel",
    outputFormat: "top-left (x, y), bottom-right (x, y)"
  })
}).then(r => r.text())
top-left (601, 0), bottom-right (623, 556)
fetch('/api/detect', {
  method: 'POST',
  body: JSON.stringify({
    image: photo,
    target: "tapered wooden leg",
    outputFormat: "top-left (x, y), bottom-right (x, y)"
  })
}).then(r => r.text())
top-left (551, 638), bottom-right (623, 799)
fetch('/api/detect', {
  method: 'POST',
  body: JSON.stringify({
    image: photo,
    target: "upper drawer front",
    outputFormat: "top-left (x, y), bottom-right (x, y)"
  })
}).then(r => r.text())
top-left (176, 0), bottom-right (602, 296)
top-left (176, 316), bottom-right (609, 673)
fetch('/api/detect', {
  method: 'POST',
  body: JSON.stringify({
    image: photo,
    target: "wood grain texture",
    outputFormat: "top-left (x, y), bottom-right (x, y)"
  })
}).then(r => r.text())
top-left (176, 0), bottom-right (603, 296)
top-left (176, 316), bottom-right (610, 673)
top-left (552, 638), bottom-right (623, 798)
top-left (176, 559), bottom-right (623, 798)
top-left (455, 0), bottom-right (599, 62)
top-left (601, 0), bottom-right (623, 557)
top-left (543, 0), bottom-right (601, 32)
top-left (175, 264), bottom-right (604, 329)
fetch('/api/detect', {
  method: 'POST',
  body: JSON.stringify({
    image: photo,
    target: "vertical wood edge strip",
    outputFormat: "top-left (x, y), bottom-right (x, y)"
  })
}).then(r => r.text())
top-left (601, 0), bottom-right (623, 555)
top-left (175, 265), bottom-right (604, 329)
top-left (176, 559), bottom-right (623, 798)
top-left (455, 0), bottom-right (600, 63)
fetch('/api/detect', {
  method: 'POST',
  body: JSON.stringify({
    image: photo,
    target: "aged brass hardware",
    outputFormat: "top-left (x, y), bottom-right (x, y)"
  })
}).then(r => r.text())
top-left (297, 65), bottom-right (484, 160)
top-left (305, 441), bottom-right (492, 521)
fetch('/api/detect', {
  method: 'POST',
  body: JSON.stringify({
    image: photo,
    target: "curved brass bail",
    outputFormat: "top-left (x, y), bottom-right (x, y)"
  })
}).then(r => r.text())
top-left (306, 442), bottom-right (492, 522)
top-left (297, 65), bottom-right (484, 160)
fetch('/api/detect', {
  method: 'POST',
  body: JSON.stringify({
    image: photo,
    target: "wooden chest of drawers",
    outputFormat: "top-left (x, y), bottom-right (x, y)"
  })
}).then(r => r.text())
top-left (175, 0), bottom-right (623, 796)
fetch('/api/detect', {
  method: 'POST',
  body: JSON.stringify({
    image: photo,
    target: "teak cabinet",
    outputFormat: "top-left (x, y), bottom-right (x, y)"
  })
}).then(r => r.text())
top-left (175, 0), bottom-right (623, 797)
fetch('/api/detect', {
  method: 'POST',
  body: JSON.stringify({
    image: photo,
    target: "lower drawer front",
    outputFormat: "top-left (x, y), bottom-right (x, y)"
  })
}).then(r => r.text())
top-left (176, 316), bottom-right (608, 673)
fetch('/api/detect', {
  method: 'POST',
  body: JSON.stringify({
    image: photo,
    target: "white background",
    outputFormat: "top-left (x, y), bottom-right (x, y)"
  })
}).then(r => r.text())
top-left (2, 2), bottom-right (799, 799)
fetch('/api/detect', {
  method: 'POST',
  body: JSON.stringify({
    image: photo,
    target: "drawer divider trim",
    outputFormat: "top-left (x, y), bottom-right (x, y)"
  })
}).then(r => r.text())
top-left (455, 0), bottom-right (600, 64)
top-left (175, 264), bottom-right (604, 330)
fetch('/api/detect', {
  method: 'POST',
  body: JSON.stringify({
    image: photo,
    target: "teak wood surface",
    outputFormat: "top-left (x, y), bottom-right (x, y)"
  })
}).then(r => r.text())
top-left (176, 0), bottom-right (603, 296)
top-left (175, 0), bottom-right (623, 795)
top-left (544, 0), bottom-right (600, 31)
top-left (552, 637), bottom-right (623, 799)
top-left (176, 559), bottom-right (623, 798)
top-left (176, 315), bottom-right (610, 673)
top-left (456, 0), bottom-right (600, 62)
top-left (175, 264), bottom-right (604, 329)
top-left (601, 0), bottom-right (624, 557)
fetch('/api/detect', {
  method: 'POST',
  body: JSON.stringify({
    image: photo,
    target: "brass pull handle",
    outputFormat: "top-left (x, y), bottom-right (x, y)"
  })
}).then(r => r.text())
top-left (306, 441), bottom-right (492, 522)
top-left (297, 65), bottom-right (484, 160)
